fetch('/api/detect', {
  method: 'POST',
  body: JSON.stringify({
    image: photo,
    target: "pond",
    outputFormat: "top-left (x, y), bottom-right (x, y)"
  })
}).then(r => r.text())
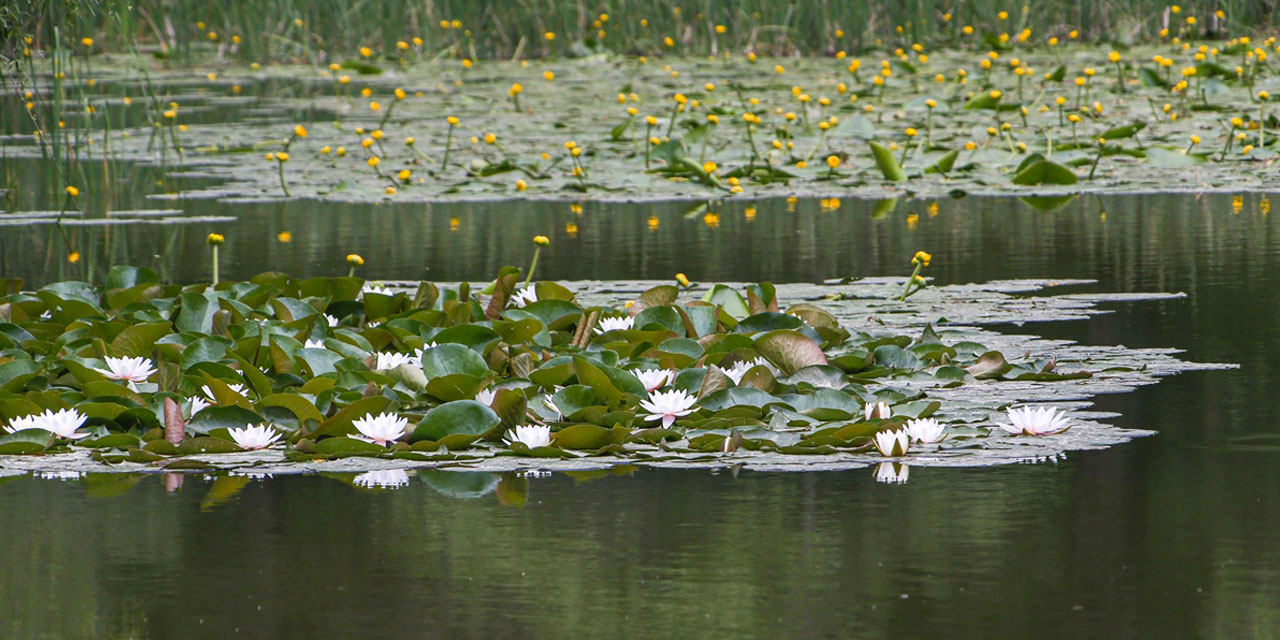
top-left (0, 184), bottom-right (1274, 636)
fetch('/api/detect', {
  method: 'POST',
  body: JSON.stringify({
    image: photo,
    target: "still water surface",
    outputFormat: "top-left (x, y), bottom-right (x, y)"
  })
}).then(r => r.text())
top-left (0, 183), bottom-right (1276, 637)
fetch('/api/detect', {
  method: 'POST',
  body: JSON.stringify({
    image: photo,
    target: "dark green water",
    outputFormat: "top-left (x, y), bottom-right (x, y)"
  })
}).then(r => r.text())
top-left (0, 165), bottom-right (1277, 637)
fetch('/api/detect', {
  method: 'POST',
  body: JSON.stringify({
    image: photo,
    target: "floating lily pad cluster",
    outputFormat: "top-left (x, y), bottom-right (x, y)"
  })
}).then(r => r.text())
top-left (0, 264), bottom-right (1091, 468)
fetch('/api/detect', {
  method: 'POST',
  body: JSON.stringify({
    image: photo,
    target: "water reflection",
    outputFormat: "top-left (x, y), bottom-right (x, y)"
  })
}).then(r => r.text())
top-left (1, 462), bottom-right (1273, 638)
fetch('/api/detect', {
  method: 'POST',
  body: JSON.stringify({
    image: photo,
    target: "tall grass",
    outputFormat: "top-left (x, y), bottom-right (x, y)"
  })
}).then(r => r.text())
top-left (3, 0), bottom-right (1272, 63)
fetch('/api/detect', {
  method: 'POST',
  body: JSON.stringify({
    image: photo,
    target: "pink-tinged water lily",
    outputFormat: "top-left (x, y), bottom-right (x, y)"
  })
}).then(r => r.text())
top-left (351, 412), bottom-right (408, 446)
top-left (873, 428), bottom-right (910, 457)
top-left (228, 423), bottom-right (281, 450)
top-left (511, 287), bottom-right (538, 308)
top-left (905, 418), bottom-right (946, 443)
top-left (95, 356), bottom-right (156, 383)
top-left (353, 469), bottom-right (410, 488)
top-left (4, 408), bottom-right (90, 439)
top-left (874, 462), bottom-right (910, 484)
top-left (864, 401), bottom-right (892, 420)
top-left (594, 315), bottom-right (635, 334)
top-left (374, 351), bottom-right (414, 370)
top-left (639, 389), bottom-right (698, 428)
top-left (633, 368), bottom-right (672, 392)
top-left (504, 424), bottom-right (552, 448)
top-left (1002, 406), bottom-right (1071, 435)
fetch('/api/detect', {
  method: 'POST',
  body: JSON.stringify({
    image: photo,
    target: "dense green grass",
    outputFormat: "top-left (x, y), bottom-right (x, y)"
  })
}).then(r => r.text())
top-left (2, 0), bottom-right (1271, 63)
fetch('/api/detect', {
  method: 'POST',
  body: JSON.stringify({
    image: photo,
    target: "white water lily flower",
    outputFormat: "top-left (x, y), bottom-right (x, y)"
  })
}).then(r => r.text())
top-left (1003, 406), bottom-right (1072, 436)
top-left (905, 418), bottom-right (947, 444)
top-left (475, 388), bottom-right (497, 406)
top-left (352, 412), bottom-right (408, 446)
top-left (361, 281), bottom-right (389, 297)
top-left (594, 315), bottom-right (635, 334)
top-left (201, 383), bottom-right (248, 400)
top-left (38, 470), bottom-right (84, 481)
top-left (374, 351), bottom-right (415, 370)
top-left (228, 423), bottom-right (282, 450)
top-left (633, 368), bottom-right (673, 392)
top-left (4, 409), bottom-right (90, 439)
top-left (504, 424), bottom-right (553, 448)
top-left (353, 469), bottom-right (411, 488)
top-left (722, 358), bottom-right (773, 385)
top-left (864, 401), bottom-right (892, 421)
top-left (511, 287), bottom-right (538, 308)
top-left (304, 339), bottom-right (326, 349)
top-left (189, 397), bottom-right (211, 416)
top-left (95, 356), bottom-right (156, 383)
top-left (639, 389), bottom-right (698, 428)
top-left (323, 314), bottom-right (339, 327)
top-left (874, 462), bottom-right (910, 484)
top-left (873, 428), bottom-right (910, 457)
top-left (409, 343), bottom-right (438, 368)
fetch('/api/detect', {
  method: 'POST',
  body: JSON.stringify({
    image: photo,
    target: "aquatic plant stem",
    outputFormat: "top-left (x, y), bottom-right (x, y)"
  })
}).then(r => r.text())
top-left (899, 262), bottom-right (923, 302)
top-left (441, 123), bottom-right (455, 170)
top-left (523, 247), bottom-right (541, 287)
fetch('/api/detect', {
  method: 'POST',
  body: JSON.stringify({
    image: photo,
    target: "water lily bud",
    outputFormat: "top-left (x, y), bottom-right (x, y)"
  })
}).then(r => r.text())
top-left (675, 273), bottom-right (691, 287)
top-left (533, 235), bottom-right (550, 247)
top-left (65, 186), bottom-right (79, 197)
top-left (347, 254), bottom-right (364, 266)
top-left (206, 233), bottom-right (225, 246)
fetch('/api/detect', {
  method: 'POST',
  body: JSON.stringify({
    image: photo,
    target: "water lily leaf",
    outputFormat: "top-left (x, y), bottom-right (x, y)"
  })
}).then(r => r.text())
top-left (186, 405), bottom-right (265, 435)
top-left (869, 141), bottom-right (907, 181)
top-left (425, 373), bottom-right (489, 402)
top-left (176, 292), bottom-right (220, 334)
top-left (552, 424), bottom-right (625, 449)
top-left (1011, 159), bottom-right (1077, 185)
top-left (78, 433), bottom-right (143, 449)
top-left (701, 285), bottom-right (750, 319)
top-left (1097, 121), bottom-right (1146, 140)
top-left (106, 265), bottom-right (159, 290)
top-left (110, 322), bottom-right (171, 358)
top-left (431, 324), bottom-right (501, 353)
top-left (641, 285), bottom-right (679, 308)
top-left (521, 299), bottom-right (582, 331)
top-left (418, 343), bottom-right (491, 378)
top-left (734, 312), bottom-right (804, 334)
top-left (925, 149), bottom-right (960, 174)
top-left (1146, 147), bottom-right (1204, 167)
top-left (894, 400), bottom-right (941, 418)
top-left (966, 351), bottom-right (1013, 379)
top-left (754, 330), bottom-right (828, 375)
top-left (312, 436), bottom-right (387, 454)
top-left (493, 318), bottom-right (543, 344)
top-left (550, 385), bottom-right (599, 418)
top-left (256, 393), bottom-right (324, 425)
top-left (782, 365), bottom-right (850, 389)
top-left (699, 387), bottom-right (781, 411)
top-left (411, 400), bottom-right (501, 442)
top-left (307, 396), bottom-right (391, 439)
top-left (633, 306), bottom-right (685, 335)
top-left (175, 436), bottom-right (242, 454)
top-left (296, 348), bottom-right (344, 376)
top-left (0, 428), bottom-right (53, 454)
top-left (179, 336), bottom-right (229, 370)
